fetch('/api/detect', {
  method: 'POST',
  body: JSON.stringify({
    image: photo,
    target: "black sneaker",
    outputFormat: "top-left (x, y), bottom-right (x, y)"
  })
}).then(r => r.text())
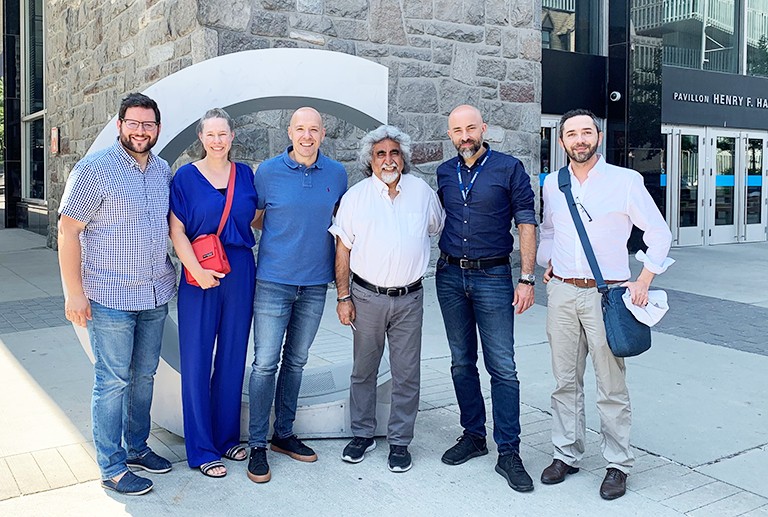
top-left (247, 447), bottom-right (271, 483)
top-left (495, 452), bottom-right (534, 492)
top-left (342, 437), bottom-right (376, 463)
top-left (388, 445), bottom-right (412, 473)
top-left (441, 433), bottom-right (489, 465)
top-left (270, 435), bottom-right (318, 462)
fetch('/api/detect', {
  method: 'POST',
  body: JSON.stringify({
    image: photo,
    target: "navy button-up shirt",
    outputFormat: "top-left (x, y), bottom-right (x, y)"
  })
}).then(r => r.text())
top-left (437, 144), bottom-right (536, 259)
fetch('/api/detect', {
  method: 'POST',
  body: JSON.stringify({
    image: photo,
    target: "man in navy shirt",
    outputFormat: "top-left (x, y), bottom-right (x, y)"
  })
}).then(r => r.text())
top-left (436, 104), bottom-right (537, 492)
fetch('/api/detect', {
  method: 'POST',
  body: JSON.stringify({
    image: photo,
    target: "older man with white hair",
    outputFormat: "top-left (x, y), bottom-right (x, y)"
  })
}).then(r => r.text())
top-left (331, 125), bottom-right (445, 473)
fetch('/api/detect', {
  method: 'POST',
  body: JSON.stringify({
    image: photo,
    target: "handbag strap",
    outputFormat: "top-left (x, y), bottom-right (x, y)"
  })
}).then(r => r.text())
top-left (556, 166), bottom-right (608, 294)
top-left (216, 162), bottom-right (236, 237)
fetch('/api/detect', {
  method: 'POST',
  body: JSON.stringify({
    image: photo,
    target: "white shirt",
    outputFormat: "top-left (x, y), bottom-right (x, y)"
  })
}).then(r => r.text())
top-left (329, 173), bottom-right (445, 287)
top-left (537, 155), bottom-right (673, 280)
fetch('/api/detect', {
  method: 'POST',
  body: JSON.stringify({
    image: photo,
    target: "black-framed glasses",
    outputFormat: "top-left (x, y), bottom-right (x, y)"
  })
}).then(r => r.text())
top-left (121, 119), bottom-right (159, 131)
top-left (575, 197), bottom-right (593, 222)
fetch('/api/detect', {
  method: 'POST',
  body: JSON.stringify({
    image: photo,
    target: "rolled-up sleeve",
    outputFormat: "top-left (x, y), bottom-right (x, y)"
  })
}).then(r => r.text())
top-left (537, 179), bottom-right (555, 267)
top-left (328, 193), bottom-right (355, 249)
top-left (627, 175), bottom-right (674, 274)
top-left (427, 189), bottom-right (445, 237)
top-left (509, 161), bottom-right (537, 227)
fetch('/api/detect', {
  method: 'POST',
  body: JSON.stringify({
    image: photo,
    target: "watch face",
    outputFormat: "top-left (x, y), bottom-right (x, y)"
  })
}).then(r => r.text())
top-left (521, 274), bottom-right (535, 282)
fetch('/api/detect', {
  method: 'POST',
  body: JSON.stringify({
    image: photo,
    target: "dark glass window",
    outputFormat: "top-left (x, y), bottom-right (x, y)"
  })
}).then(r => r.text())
top-left (26, 0), bottom-right (44, 114)
top-left (746, 2), bottom-right (768, 78)
top-left (542, 0), bottom-right (602, 55)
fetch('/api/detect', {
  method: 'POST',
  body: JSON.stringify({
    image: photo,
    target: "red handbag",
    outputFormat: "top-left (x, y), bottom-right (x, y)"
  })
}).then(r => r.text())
top-left (184, 163), bottom-right (236, 287)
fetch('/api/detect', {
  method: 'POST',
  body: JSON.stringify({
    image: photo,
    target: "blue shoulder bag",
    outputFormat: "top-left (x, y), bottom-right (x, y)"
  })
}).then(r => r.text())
top-left (557, 167), bottom-right (651, 357)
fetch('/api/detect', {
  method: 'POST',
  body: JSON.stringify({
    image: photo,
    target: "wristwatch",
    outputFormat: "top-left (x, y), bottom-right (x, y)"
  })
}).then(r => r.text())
top-left (518, 273), bottom-right (535, 286)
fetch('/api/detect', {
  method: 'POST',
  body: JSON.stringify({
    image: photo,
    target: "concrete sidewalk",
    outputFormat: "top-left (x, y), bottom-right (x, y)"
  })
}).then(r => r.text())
top-left (0, 228), bottom-right (766, 516)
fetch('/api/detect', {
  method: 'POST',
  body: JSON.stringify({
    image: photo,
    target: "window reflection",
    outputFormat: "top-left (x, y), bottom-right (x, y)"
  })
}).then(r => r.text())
top-left (542, 0), bottom-right (601, 55)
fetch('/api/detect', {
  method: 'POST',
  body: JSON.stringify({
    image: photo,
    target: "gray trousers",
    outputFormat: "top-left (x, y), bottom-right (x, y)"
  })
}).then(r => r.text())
top-left (349, 281), bottom-right (423, 446)
top-left (545, 277), bottom-right (634, 473)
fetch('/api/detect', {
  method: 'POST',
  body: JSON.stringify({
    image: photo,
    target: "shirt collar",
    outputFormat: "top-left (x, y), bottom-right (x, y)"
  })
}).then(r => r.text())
top-left (281, 146), bottom-right (325, 171)
top-left (568, 154), bottom-right (606, 180)
top-left (458, 142), bottom-right (491, 169)
top-left (112, 138), bottom-right (158, 170)
top-left (370, 172), bottom-right (403, 194)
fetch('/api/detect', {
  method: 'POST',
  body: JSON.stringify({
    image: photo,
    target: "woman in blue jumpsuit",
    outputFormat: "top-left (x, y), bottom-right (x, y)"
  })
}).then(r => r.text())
top-left (169, 108), bottom-right (258, 477)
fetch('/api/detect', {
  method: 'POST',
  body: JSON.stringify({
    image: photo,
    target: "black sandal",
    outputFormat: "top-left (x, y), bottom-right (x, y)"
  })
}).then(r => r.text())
top-left (224, 445), bottom-right (247, 461)
top-left (199, 460), bottom-right (227, 478)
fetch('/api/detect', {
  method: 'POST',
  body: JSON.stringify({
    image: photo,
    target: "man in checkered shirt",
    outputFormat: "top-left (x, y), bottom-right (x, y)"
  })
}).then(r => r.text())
top-left (58, 93), bottom-right (177, 496)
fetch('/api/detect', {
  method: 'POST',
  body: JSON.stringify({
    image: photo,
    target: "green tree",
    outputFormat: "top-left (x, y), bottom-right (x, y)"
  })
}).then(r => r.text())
top-left (748, 35), bottom-right (768, 78)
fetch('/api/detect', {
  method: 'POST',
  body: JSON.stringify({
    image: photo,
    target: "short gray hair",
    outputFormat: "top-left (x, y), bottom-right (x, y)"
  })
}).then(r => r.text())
top-left (358, 125), bottom-right (412, 177)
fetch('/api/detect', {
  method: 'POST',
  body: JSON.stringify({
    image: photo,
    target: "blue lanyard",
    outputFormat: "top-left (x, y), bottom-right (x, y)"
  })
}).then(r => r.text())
top-left (456, 149), bottom-right (491, 201)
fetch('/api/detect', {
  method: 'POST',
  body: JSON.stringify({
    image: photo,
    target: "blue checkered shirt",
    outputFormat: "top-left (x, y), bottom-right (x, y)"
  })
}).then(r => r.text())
top-left (59, 139), bottom-right (177, 311)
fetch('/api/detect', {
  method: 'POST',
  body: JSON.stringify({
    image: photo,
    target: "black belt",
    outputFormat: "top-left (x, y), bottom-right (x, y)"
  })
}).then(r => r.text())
top-left (352, 274), bottom-right (423, 297)
top-left (440, 253), bottom-right (509, 270)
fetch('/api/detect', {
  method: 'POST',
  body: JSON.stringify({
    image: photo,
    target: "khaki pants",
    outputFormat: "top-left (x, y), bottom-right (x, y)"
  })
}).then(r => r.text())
top-left (545, 277), bottom-right (634, 473)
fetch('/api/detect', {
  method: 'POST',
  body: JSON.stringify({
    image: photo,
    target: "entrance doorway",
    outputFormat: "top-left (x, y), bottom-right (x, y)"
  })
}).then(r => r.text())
top-left (665, 126), bottom-right (768, 245)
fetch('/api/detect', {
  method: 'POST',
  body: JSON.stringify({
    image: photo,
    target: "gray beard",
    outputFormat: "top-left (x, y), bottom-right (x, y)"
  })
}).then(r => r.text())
top-left (381, 171), bottom-right (400, 184)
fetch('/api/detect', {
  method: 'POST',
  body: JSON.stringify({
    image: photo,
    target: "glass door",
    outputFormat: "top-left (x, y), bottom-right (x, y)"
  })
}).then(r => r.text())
top-left (664, 127), bottom-right (705, 246)
top-left (706, 130), bottom-right (742, 244)
top-left (742, 135), bottom-right (767, 242)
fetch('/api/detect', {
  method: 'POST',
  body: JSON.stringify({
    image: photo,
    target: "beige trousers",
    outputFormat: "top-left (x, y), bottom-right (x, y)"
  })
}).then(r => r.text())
top-left (545, 277), bottom-right (634, 473)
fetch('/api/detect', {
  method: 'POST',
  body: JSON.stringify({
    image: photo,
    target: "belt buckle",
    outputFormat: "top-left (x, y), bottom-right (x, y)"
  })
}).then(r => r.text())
top-left (386, 287), bottom-right (401, 296)
top-left (459, 258), bottom-right (471, 269)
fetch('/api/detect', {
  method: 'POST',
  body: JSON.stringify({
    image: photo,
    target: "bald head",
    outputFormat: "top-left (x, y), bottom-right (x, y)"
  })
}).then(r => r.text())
top-left (447, 105), bottom-right (487, 161)
top-left (288, 107), bottom-right (326, 166)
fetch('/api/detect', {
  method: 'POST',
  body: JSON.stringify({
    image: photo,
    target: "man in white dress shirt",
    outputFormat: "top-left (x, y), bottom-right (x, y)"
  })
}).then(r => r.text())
top-left (537, 109), bottom-right (673, 500)
top-left (330, 125), bottom-right (445, 473)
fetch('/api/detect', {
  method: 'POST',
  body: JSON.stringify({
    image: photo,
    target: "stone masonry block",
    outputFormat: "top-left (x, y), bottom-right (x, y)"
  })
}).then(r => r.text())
top-left (148, 42), bottom-right (175, 66)
top-left (477, 57), bottom-right (507, 80)
top-left (412, 142), bottom-right (443, 164)
top-left (500, 81), bottom-right (535, 103)
top-left (262, 0), bottom-right (295, 10)
top-left (370, 0), bottom-right (408, 44)
top-left (198, 0), bottom-right (251, 31)
top-left (333, 19), bottom-right (370, 41)
top-left (485, 0), bottom-right (509, 25)
top-left (295, 0), bottom-right (323, 15)
top-left (451, 45), bottom-right (477, 85)
top-left (398, 80), bottom-right (439, 113)
top-left (403, 0), bottom-right (433, 19)
top-left (426, 21), bottom-right (484, 43)
top-left (438, 78), bottom-right (483, 115)
top-left (327, 0), bottom-right (369, 19)
top-left (251, 10), bottom-right (290, 37)
top-left (509, 0), bottom-right (534, 28)
top-left (290, 13), bottom-right (337, 36)
top-left (434, 0), bottom-right (462, 23)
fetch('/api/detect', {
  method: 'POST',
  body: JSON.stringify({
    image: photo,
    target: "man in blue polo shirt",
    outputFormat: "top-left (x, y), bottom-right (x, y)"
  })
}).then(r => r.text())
top-left (247, 107), bottom-right (347, 483)
top-left (436, 104), bottom-right (537, 492)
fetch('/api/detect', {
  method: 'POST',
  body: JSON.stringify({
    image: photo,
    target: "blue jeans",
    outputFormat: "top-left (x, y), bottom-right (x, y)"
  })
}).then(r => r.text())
top-left (435, 259), bottom-right (521, 455)
top-left (87, 301), bottom-right (168, 479)
top-left (248, 280), bottom-right (327, 448)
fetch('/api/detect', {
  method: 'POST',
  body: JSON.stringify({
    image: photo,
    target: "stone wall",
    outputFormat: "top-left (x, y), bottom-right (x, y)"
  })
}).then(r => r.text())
top-left (46, 0), bottom-right (542, 249)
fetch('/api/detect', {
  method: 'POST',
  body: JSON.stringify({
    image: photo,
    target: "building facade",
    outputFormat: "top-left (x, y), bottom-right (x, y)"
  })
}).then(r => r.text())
top-left (2, 0), bottom-right (541, 247)
top-left (3, 1), bottom-right (767, 248)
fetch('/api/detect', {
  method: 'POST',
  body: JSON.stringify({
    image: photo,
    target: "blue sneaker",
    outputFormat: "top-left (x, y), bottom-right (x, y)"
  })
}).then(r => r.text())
top-left (101, 471), bottom-right (153, 496)
top-left (127, 451), bottom-right (172, 474)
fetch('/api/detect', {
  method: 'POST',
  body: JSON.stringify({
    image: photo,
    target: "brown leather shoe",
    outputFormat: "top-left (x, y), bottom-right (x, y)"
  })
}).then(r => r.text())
top-left (541, 459), bottom-right (579, 484)
top-left (600, 468), bottom-right (627, 500)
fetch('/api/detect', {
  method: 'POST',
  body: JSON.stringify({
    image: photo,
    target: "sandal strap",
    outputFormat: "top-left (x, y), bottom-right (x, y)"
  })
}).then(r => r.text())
top-left (225, 445), bottom-right (246, 460)
top-left (200, 460), bottom-right (226, 475)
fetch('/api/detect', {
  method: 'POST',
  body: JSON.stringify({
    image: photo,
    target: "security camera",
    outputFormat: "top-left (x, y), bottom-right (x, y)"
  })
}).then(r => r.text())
top-left (609, 91), bottom-right (622, 102)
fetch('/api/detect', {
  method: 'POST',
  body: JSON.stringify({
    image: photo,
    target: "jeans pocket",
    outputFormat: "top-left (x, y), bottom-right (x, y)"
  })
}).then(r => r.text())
top-left (480, 264), bottom-right (511, 278)
top-left (351, 283), bottom-right (375, 302)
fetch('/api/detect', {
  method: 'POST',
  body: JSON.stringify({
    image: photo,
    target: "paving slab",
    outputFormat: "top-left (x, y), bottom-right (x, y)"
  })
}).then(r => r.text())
top-left (687, 491), bottom-right (768, 517)
top-left (696, 445), bottom-right (768, 498)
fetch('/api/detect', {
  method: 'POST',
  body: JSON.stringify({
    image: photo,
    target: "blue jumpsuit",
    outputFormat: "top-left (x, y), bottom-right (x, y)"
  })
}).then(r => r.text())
top-left (170, 162), bottom-right (258, 468)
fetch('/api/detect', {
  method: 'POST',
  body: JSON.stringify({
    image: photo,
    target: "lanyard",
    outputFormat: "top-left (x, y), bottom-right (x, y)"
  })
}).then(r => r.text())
top-left (456, 149), bottom-right (491, 201)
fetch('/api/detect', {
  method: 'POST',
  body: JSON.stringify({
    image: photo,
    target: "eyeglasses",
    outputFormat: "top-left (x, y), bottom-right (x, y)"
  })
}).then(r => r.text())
top-left (575, 197), bottom-right (593, 222)
top-left (121, 119), bottom-right (159, 131)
